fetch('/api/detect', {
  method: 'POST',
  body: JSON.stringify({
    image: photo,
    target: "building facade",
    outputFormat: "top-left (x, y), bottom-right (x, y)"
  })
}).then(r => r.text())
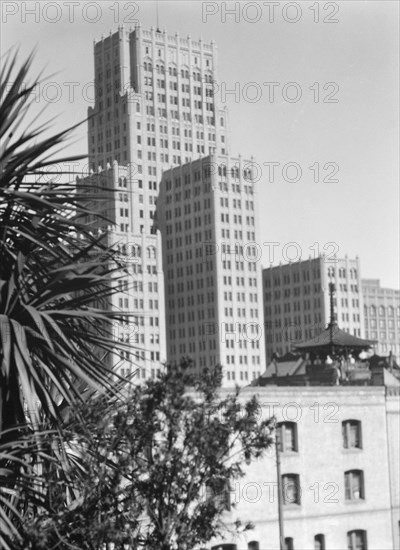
top-left (157, 154), bottom-right (265, 385)
top-left (262, 257), bottom-right (365, 363)
top-left (82, 24), bottom-right (230, 377)
top-left (77, 162), bottom-right (167, 379)
top-left (209, 384), bottom-right (400, 550)
top-left (362, 279), bottom-right (400, 360)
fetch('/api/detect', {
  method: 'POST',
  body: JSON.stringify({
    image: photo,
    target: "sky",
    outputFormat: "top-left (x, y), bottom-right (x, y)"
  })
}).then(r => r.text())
top-left (1, 0), bottom-right (399, 287)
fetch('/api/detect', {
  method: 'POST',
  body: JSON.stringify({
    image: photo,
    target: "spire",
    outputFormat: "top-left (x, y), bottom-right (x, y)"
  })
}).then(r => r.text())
top-left (328, 282), bottom-right (336, 328)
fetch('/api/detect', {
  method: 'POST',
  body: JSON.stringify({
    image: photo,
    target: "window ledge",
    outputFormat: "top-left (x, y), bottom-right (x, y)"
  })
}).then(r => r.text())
top-left (283, 503), bottom-right (302, 509)
top-left (344, 498), bottom-right (366, 504)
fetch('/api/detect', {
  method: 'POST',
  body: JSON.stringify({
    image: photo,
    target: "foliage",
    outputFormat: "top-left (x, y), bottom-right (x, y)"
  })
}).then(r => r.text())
top-left (0, 51), bottom-right (129, 549)
top-left (23, 360), bottom-right (274, 550)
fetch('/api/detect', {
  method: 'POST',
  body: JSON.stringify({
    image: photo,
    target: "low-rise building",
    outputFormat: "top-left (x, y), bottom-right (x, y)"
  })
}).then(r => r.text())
top-left (210, 380), bottom-right (400, 550)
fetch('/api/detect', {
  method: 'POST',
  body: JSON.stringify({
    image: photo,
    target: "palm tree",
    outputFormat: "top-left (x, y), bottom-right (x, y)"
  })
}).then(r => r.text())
top-left (0, 51), bottom-right (130, 548)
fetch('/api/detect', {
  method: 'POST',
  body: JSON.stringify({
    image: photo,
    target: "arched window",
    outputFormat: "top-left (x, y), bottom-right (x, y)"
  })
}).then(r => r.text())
top-left (388, 306), bottom-right (394, 316)
top-left (379, 306), bottom-right (385, 316)
top-left (147, 246), bottom-right (156, 259)
top-left (248, 543), bottom-right (260, 550)
top-left (347, 530), bottom-right (367, 550)
top-left (314, 533), bottom-right (325, 549)
top-left (284, 538), bottom-right (294, 550)
top-left (370, 306), bottom-right (376, 316)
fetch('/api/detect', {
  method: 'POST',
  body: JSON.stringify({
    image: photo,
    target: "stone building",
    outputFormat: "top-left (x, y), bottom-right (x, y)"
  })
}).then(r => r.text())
top-left (209, 382), bottom-right (400, 550)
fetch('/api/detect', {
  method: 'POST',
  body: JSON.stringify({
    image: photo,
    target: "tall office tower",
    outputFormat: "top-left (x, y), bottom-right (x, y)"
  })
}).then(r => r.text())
top-left (157, 154), bottom-right (266, 386)
top-left (262, 256), bottom-right (365, 362)
top-left (81, 24), bottom-right (229, 378)
top-left (77, 162), bottom-right (166, 380)
top-left (362, 279), bottom-right (400, 359)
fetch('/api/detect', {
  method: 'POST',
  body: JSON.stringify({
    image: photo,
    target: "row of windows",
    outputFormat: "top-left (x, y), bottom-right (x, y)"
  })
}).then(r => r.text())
top-left (366, 318), bottom-right (399, 329)
top-left (282, 530), bottom-right (367, 550)
top-left (277, 469), bottom-right (365, 506)
top-left (225, 368), bottom-right (261, 381)
top-left (220, 197), bottom-right (254, 210)
top-left (212, 527), bottom-right (366, 548)
top-left (143, 61), bottom-right (212, 78)
top-left (327, 267), bottom-right (358, 279)
top-left (366, 305), bottom-right (399, 317)
top-left (265, 269), bottom-right (321, 287)
top-left (120, 366), bottom-right (162, 380)
top-left (265, 287), bottom-right (323, 300)
top-left (115, 245), bottom-right (156, 259)
top-left (278, 420), bottom-right (362, 453)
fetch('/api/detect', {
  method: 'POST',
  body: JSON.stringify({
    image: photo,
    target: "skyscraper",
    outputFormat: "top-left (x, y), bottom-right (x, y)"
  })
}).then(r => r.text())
top-left (80, 24), bottom-right (229, 378)
top-left (157, 154), bottom-right (266, 386)
top-left (262, 256), bottom-right (365, 362)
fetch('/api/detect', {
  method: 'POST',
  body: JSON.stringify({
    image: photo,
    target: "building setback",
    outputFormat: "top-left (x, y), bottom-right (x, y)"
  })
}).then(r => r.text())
top-left (157, 154), bottom-right (265, 385)
top-left (362, 278), bottom-right (400, 360)
top-left (262, 257), bottom-right (365, 363)
top-left (80, 24), bottom-right (230, 378)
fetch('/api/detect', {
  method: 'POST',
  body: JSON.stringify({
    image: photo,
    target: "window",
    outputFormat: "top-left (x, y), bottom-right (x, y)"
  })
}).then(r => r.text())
top-left (314, 534), bottom-right (325, 550)
top-left (342, 420), bottom-right (362, 449)
top-left (248, 543), bottom-right (260, 550)
top-left (284, 538), bottom-right (294, 550)
top-left (278, 422), bottom-right (298, 453)
top-left (282, 474), bottom-right (301, 505)
top-left (345, 470), bottom-right (365, 500)
top-left (212, 546), bottom-right (237, 550)
top-left (370, 306), bottom-right (376, 316)
top-left (347, 530), bottom-right (367, 550)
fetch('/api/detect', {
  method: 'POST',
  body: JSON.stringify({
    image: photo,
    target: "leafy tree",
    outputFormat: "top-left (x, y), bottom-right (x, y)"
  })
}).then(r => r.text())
top-left (23, 360), bottom-right (274, 550)
top-left (0, 52), bottom-right (130, 549)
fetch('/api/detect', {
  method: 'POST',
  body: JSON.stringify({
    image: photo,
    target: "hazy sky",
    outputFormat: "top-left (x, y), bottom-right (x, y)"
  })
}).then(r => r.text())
top-left (2, 1), bottom-right (399, 287)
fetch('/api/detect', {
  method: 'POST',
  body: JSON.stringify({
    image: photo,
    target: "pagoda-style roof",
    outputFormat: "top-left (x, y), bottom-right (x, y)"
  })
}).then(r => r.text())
top-left (294, 322), bottom-right (375, 353)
